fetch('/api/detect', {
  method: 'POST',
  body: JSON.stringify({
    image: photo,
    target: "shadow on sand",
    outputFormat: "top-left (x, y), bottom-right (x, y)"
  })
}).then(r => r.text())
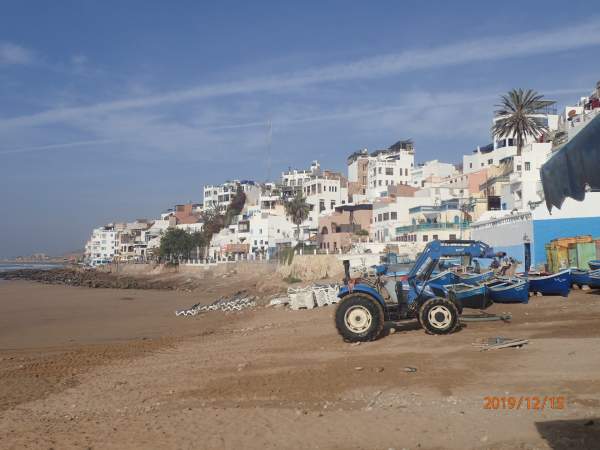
top-left (536, 417), bottom-right (600, 449)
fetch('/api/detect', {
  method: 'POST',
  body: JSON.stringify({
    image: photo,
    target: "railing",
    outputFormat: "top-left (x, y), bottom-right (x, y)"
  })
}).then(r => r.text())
top-left (408, 203), bottom-right (460, 214)
top-left (395, 222), bottom-right (471, 234)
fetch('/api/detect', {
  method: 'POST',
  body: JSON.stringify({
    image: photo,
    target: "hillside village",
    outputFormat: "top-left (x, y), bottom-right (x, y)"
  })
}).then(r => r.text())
top-left (85, 81), bottom-right (600, 272)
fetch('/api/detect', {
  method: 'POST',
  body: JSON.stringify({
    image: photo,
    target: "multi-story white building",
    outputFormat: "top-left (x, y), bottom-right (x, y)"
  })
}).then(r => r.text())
top-left (506, 142), bottom-right (553, 211)
top-left (371, 196), bottom-right (424, 243)
top-left (209, 209), bottom-right (296, 259)
top-left (203, 180), bottom-right (259, 213)
top-left (411, 160), bottom-right (457, 188)
top-left (281, 160), bottom-right (321, 188)
top-left (301, 174), bottom-right (348, 236)
top-left (366, 146), bottom-right (415, 200)
top-left (84, 225), bottom-right (119, 263)
top-left (463, 111), bottom-right (559, 174)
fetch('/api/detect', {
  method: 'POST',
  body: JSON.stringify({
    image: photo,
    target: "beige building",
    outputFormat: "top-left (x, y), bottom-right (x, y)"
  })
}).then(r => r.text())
top-left (317, 205), bottom-right (372, 252)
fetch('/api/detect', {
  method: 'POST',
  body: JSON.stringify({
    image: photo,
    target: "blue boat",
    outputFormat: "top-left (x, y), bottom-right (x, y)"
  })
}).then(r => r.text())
top-left (571, 269), bottom-right (600, 289)
top-left (456, 271), bottom-right (494, 286)
top-left (588, 260), bottom-right (600, 270)
top-left (485, 278), bottom-right (529, 303)
top-left (526, 269), bottom-right (571, 297)
top-left (447, 283), bottom-right (491, 309)
top-left (425, 270), bottom-right (457, 297)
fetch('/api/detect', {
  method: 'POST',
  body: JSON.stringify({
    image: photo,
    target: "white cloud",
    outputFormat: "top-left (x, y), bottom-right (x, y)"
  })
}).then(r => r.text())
top-left (0, 41), bottom-right (35, 66)
top-left (0, 86), bottom-right (588, 158)
top-left (1, 18), bottom-right (600, 130)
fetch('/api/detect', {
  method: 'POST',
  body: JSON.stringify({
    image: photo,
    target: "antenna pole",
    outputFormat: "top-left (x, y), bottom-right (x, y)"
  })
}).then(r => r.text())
top-left (266, 119), bottom-right (272, 182)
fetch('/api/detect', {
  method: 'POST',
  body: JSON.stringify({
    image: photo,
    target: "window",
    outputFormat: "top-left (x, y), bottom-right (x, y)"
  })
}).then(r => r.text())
top-left (449, 234), bottom-right (457, 240)
top-left (383, 212), bottom-right (389, 221)
top-left (378, 213), bottom-right (383, 221)
top-left (319, 200), bottom-right (325, 212)
top-left (488, 159), bottom-right (493, 165)
top-left (405, 168), bottom-right (408, 176)
top-left (378, 167), bottom-right (382, 174)
top-left (385, 167), bottom-right (393, 175)
top-left (378, 180), bottom-right (382, 186)
top-left (469, 163), bottom-right (473, 168)
top-left (517, 165), bottom-right (522, 171)
top-left (391, 212), bottom-right (397, 220)
top-left (423, 235), bottom-right (428, 242)
top-left (433, 234), bottom-right (438, 240)
top-left (330, 200), bottom-right (335, 209)
top-left (525, 162), bottom-right (531, 171)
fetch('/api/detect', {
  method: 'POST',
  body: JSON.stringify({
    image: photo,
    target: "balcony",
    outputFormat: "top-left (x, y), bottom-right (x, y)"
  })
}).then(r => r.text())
top-left (408, 201), bottom-right (460, 214)
top-left (395, 222), bottom-right (470, 234)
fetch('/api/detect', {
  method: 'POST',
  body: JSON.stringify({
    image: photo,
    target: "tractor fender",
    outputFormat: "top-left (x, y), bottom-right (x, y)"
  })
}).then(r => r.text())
top-left (338, 284), bottom-right (386, 309)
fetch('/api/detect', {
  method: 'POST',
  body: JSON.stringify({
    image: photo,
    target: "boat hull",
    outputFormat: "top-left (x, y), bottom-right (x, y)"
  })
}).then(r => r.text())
top-left (448, 284), bottom-right (491, 309)
top-left (428, 271), bottom-right (457, 297)
top-left (588, 260), bottom-right (600, 271)
top-left (527, 270), bottom-right (571, 297)
top-left (571, 269), bottom-right (600, 289)
top-left (457, 271), bottom-right (494, 286)
top-left (487, 279), bottom-right (529, 304)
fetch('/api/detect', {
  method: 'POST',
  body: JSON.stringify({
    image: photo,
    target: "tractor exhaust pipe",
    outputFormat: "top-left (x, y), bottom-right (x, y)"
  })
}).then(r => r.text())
top-left (343, 260), bottom-right (350, 285)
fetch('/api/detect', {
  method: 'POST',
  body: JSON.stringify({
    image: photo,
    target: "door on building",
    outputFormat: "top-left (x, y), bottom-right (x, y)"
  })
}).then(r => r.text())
top-left (524, 242), bottom-right (531, 273)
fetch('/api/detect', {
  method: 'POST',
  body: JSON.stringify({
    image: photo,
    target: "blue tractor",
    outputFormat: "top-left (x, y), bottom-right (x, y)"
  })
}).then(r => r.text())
top-left (335, 240), bottom-right (497, 342)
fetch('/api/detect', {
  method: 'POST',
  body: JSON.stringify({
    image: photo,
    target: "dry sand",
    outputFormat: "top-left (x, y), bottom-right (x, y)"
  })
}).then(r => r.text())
top-left (1, 279), bottom-right (600, 449)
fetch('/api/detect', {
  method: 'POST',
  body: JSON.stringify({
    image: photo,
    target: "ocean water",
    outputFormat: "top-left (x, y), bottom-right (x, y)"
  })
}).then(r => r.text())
top-left (0, 263), bottom-right (63, 273)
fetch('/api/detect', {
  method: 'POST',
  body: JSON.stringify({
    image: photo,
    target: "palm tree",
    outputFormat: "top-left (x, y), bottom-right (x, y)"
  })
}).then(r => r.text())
top-left (284, 191), bottom-right (310, 245)
top-left (492, 89), bottom-right (555, 157)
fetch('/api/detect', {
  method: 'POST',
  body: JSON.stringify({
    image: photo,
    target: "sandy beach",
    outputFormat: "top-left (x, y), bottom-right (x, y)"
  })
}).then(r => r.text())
top-left (1, 278), bottom-right (600, 449)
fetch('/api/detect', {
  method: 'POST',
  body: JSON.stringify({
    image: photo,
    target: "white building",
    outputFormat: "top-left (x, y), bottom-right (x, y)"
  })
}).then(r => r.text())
top-left (366, 147), bottom-right (415, 200)
top-left (84, 225), bottom-right (119, 263)
top-left (411, 160), bottom-right (457, 188)
top-left (463, 111), bottom-right (559, 174)
top-left (203, 180), bottom-right (259, 213)
top-left (506, 142), bottom-right (553, 211)
top-left (301, 174), bottom-right (348, 236)
top-left (209, 210), bottom-right (296, 259)
top-left (371, 196), bottom-right (425, 243)
top-left (281, 160), bottom-right (321, 188)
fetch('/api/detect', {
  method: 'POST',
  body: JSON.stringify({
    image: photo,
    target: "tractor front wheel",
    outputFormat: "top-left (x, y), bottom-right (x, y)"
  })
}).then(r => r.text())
top-left (419, 297), bottom-right (460, 335)
top-left (335, 293), bottom-right (384, 342)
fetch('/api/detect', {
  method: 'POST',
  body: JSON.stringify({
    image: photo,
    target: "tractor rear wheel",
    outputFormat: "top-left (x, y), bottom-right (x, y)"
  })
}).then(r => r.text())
top-left (419, 297), bottom-right (460, 335)
top-left (335, 293), bottom-right (384, 342)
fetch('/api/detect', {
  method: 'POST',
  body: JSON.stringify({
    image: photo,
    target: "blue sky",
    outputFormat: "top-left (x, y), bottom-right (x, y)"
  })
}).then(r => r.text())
top-left (1, 1), bottom-right (600, 257)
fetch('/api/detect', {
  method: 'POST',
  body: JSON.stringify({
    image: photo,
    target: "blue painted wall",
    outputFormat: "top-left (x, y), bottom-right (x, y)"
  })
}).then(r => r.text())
top-left (532, 217), bottom-right (600, 266)
top-left (474, 243), bottom-right (526, 271)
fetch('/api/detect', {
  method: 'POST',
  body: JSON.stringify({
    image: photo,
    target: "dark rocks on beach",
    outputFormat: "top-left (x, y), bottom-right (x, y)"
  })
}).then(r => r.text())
top-left (0, 268), bottom-right (178, 291)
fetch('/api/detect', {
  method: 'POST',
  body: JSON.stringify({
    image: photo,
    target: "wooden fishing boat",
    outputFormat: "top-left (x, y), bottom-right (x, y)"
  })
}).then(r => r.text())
top-left (588, 260), bottom-right (600, 270)
top-left (525, 269), bottom-right (571, 297)
top-left (571, 269), bottom-right (600, 289)
top-left (447, 283), bottom-right (491, 309)
top-left (485, 277), bottom-right (529, 303)
top-left (456, 270), bottom-right (494, 286)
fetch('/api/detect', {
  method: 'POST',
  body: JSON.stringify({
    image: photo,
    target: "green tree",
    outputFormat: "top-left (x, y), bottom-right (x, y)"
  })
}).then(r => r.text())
top-left (492, 89), bottom-right (555, 157)
top-left (190, 230), bottom-right (205, 260)
top-left (284, 190), bottom-right (310, 244)
top-left (159, 228), bottom-right (194, 261)
top-left (224, 187), bottom-right (246, 227)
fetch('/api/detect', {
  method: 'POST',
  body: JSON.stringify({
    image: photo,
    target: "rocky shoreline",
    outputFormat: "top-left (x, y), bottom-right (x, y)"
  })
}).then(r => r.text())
top-left (0, 268), bottom-right (182, 290)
